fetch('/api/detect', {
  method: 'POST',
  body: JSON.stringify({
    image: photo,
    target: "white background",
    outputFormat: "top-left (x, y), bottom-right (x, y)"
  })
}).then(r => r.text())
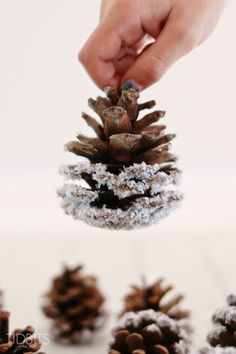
top-left (0, 1), bottom-right (236, 353)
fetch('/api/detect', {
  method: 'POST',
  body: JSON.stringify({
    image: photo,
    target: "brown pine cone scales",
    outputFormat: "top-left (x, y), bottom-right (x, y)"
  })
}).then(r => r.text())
top-left (58, 85), bottom-right (183, 230)
top-left (108, 309), bottom-right (189, 354)
top-left (207, 295), bottom-right (236, 348)
top-left (42, 265), bottom-right (106, 344)
top-left (0, 311), bottom-right (45, 354)
top-left (121, 279), bottom-right (190, 321)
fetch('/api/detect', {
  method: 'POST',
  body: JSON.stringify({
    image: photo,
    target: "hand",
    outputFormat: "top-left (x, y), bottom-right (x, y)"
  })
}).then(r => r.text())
top-left (79, 0), bottom-right (227, 90)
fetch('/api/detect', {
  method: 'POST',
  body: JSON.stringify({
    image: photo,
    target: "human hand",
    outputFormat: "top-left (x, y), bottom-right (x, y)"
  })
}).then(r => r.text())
top-left (79, 0), bottom-right (227, 90)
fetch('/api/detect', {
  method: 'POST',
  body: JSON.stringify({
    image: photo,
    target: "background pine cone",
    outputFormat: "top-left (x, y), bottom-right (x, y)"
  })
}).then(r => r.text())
top-left (0, 311), bottom-right (44, 354)
top-left (207, 294), bottom-right (236, 348)
top-left (108, 309), bottom-right (189, 354)
top-left (42, 265), bottom-right (106, 344)
top-left (121, 278), bottom-right (190, 321)
top-left (58, 86), bottom-right (182, 230)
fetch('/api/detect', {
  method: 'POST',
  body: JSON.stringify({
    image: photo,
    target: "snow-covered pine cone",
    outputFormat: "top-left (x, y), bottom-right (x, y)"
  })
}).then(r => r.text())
top-left (0, 311), bottom-right (45, 354)
top-left (207, 295), bottom-right (236, 348)
top-left (42, 265), bottom-right (106, 344)
top-left (58, 86), bottom-right (182, 230)
top-left (121, 278), bottom-right (190, 321)
top-left (108, 309), bottom-right (190, 354)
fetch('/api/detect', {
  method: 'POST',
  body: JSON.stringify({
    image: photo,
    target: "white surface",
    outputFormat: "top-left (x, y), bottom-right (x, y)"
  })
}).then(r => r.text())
top-left (0, 1), bottom-right (236, 353)
top-left (0, 166), bottom-right (236, 353)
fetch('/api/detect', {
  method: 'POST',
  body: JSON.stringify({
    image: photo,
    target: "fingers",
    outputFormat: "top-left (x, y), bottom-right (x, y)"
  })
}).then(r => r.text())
top-left (122, 15), bottom-right (199, 89)
top-left (114, 54), bottom-right (136, 75)
top-left (78, 24), bottom-right (122, 89)
top-left (79, 2), bottom-right (144, 89)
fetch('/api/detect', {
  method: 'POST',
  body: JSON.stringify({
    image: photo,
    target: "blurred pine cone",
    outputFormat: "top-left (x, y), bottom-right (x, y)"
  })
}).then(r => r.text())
top-left (121, 278), bottom-right (190, 321)
top-left (108, 309), bottom-right (189, 354)
top-left (42, 265), bottom-right (106, 344)
top-left (207, 294), bottom-right (236, 348)
top-left (58, 85), bottom-right (182, 230)
top-left (0, 311), bottom-right (45, 354)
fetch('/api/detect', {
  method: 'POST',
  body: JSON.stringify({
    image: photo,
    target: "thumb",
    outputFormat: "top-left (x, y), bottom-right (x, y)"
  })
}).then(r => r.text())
top-left (122, 18), bottom-right (197, 89)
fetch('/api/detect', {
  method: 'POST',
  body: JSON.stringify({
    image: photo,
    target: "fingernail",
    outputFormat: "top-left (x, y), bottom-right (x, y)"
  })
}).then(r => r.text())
top-left (121, 80), bottom-right (143, 91)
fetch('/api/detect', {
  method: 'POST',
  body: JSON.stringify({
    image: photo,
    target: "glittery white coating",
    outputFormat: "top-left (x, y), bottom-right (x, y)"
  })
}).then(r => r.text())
top-left (59, 190), bottom-right (182, 230)
top-left (60, 161), bottom-right (181, 198)
top-left (212, 305), bottom-right (236, 327)
top-left (198, 347), bottom-right (236, 354)
top-left (58, 161), bottom-right (182, 230)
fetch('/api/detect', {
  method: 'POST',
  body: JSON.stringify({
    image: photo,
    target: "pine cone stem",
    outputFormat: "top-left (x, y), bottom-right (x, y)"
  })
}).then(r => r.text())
top-left (117, 89), bottom-right (139, 121)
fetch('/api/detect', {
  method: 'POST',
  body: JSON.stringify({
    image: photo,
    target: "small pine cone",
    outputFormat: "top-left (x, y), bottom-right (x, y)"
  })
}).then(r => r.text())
top-left (207, 295), bottom-right (236, 348)
top-left (108, 309), bottom-right (190, 354)
top-left (42, 265), bottom-right (106, 344)
top-left (121, 278), bottom-right (190, 321)
top-left (0, 311), bottom-right (45, 354)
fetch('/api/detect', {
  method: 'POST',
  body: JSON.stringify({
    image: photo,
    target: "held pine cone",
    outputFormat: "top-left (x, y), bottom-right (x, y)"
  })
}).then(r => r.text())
top-left (207, 295), bottom-right (236, 348)
top-left (0, 311), bottom-right (45, 354)
top-left (108, 309), bottom-right (189, 354)
top-left (42, 265), bottom-right (106, 344)
top-left (121, 278), bottom-right (190, 321)
top-left (58, 85), bottom-right (183, 230)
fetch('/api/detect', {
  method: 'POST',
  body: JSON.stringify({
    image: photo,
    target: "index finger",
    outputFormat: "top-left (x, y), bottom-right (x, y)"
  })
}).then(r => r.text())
top-left (78, 7), bottom-right (144, 89)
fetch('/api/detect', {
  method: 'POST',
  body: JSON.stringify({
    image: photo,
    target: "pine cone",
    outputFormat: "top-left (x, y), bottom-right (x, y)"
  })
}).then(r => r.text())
top-left (0, 311), bottom-right (45, 354)
top-left (42, 265), bottom-right (106, 344)
top-left (58, 85), bottom-right (182, 230)
top-left (108, 309), bottom-right (189, 354)
top-left (207, 295), bottom-right (236, 348)
top-left (121, 278), bottom-right (190, 321)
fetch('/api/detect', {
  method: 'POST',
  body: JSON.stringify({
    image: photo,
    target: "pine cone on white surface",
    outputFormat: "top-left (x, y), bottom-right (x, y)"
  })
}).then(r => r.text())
top-left (121, 278), bottom-right (190, 321)
top-left (42, 265), bottom-right (106, 344)
top-left (198, 295), bottom-right (236, 354)
top-left (207, 295), bottom-right (236, 348)
top-left (58, 85), bottom-right (182, 230)
top-left (108, 309), bottom-right (190, 354)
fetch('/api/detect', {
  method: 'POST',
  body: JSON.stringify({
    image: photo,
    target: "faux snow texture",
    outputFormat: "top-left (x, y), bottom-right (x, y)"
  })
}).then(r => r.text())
top-left (198, 347), bottom-right (236, 354)
top-left (108, 309), bottom-right (189, 354)
top-left (58, 161), bottom-right (183, 230)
